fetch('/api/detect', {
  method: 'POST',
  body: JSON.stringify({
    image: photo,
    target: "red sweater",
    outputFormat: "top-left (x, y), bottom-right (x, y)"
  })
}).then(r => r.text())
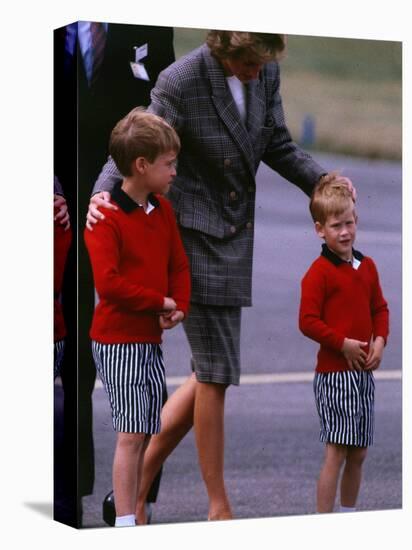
top-left (84, 184), bottom-right (191, 344)
top-left (54, 217), bottom-right (72, 342)
top-left (299, 245), bottom-right (389, 373)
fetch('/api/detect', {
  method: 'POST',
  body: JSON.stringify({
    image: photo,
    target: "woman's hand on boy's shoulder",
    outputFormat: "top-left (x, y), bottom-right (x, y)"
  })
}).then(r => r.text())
top-left (86, 191), bottom-right (117, 231)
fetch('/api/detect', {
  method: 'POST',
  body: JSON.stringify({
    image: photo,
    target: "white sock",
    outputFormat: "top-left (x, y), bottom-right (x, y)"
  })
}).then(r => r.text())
top-left (115, 514), bottom-right (136, 527)
top-left (339, 505), bottom-right (356, 513)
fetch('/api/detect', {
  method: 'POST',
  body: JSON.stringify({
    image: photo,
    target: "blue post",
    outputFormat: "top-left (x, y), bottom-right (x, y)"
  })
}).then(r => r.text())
top-left (301, 115), bottom-right (316, 147)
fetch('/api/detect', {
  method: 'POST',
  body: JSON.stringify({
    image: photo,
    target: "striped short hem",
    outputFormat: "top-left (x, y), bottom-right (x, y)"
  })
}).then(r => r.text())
top-left (314, 370), bottom-right (375, 447)
top-left (183, 303), bottom-right (241, 386)
top-left (319, 431), bottom-right (373, 447)
top-left (92, 341), bottom-right (165, 434)
top-left (112, 419), bottom-right (161, 434)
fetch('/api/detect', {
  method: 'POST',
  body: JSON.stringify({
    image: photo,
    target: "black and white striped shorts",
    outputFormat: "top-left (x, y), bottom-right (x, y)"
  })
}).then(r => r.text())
top-left (183, 303), bottom-right (241, 386)
top-left (314, 370), bottom-right (375, 447)
top-left (92, 341), bottom-right (165, 434)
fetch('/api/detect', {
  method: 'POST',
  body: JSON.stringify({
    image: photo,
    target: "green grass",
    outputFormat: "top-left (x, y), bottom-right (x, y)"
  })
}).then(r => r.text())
top-left (173, 28), bottom-right (402, 160)
top-left (282, 35), bottom-right (401, 82)
top-left (174, 27), bottom-right (207, 59)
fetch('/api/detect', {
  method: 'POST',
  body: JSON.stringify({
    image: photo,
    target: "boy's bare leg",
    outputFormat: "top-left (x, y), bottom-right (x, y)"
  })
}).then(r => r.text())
top-left (194, 380), bottom-right (232, 521)
top-left (317, 443), bottom-right (347, 513)
top-left (132, 435), bottom-right (151, 524)
top-left (340, 446), bottom-right (368, 508)
top-left (113, 432), bottom-right (146, 519)
top-left (135, 374), bottom-right (197, 524)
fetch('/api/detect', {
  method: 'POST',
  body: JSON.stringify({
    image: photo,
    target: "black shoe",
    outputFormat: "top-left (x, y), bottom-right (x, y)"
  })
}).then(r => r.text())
top-left (102, 490), bottom-right (153, 526)
top-left (102, 490), bottom-right (116, 526)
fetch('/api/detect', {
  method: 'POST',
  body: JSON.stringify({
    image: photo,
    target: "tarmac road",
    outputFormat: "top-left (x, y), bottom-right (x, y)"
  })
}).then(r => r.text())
top-left (81, 152), bottom-right (402, 528)
top-left (83, 376), bottom-right (401, 527)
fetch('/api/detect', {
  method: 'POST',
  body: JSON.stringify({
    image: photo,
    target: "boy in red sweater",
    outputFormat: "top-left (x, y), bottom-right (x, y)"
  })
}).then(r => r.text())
top-left (299, 174), bottom-right (389, 514)
top-left (84, 108), bottom-right (190, 527)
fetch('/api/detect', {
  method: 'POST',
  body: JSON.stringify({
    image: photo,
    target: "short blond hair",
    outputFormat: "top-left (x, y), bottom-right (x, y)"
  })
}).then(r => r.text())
top-left (310, 173), bottom-right (355, 225)
top-left (206, 30), bottom-right (286, 62)
top-left (109, 107), bottom-right (180, 176)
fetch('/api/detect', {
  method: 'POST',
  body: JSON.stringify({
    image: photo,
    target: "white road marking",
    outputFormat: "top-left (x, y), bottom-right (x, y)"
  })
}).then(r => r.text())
top-left (88, 369), bottom-right (402, 389)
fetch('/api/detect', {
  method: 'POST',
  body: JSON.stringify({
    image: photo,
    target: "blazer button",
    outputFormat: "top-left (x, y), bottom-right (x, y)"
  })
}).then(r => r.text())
top-left (229, 191), bottom-right (237, 200)
top-left (230, 225), bottom-right (236, 234)
top-left (224, 158), bottom-right (231, 167)
top-left (246, 222), bottom-right (253, 229)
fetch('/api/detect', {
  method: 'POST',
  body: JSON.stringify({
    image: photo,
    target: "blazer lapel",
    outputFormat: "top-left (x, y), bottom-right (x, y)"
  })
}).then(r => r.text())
top-left (202, 46), bottom-right (255, 177)
top-left (246, 78), bottom-right (266, 146)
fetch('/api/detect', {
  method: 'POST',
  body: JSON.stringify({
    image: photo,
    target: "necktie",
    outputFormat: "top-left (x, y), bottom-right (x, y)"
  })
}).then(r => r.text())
top-left (90, 22), bottom-right (106, 88)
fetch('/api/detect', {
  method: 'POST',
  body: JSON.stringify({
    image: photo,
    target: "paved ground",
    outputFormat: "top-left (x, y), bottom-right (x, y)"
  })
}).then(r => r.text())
top-left (82, 375), bottom-right (401, 528)
top-left (78, 151), bottom-right (402, 528)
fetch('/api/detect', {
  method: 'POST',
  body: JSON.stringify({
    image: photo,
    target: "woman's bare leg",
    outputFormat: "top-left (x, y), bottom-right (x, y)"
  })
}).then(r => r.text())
top-left (194, 381), bottom-right (232, 520)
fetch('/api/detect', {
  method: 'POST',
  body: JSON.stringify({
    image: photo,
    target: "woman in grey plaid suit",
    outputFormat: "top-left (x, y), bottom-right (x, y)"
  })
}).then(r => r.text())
top-left (87, 30), bottom-right (354, 522)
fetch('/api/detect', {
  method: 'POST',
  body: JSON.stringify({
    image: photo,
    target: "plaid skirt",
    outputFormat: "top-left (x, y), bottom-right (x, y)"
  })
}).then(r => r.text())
top-left (183, 302), bottom-right (241, 385)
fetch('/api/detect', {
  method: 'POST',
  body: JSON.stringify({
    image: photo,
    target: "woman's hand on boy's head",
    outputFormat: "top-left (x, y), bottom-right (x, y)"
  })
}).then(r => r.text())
top-left (340, 177), bottom-right (357, 201)
top-left (321, 174), bottom-right (357, 202)
top-left (86, 191), bottom-right (116, 231)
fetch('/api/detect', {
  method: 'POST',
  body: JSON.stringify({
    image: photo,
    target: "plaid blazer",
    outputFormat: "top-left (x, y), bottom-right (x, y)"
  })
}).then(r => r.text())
top-left (93, 44), bottom-right (325, 306)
